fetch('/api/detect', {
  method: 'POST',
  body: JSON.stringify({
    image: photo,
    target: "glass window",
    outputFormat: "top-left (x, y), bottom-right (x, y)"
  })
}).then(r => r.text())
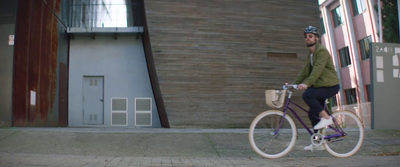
top-left (69, 0), bottom-right (139, 28)
top-left (345, 88), bottom-right (357, 104)
top-left (339, 47), bottom-right (352, 67)
top-left (365, 85), bottom-right (371, 102)
top-left (332, 5), bottom-right (344, 27)
top-left (351, 0), bottom-right (367, 16)
top-left (320, 18), bottom-right (326, 35)
top-left (359, 36), bottom-right (372, 60)
top-left (330, 95), bottom-right (338, 107)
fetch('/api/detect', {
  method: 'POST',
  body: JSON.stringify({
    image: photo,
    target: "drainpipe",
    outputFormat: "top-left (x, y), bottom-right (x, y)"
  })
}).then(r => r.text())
top-left (398, 0), bottom-right (400, 43)
top-left (378, 0), bottom-right (383, 42)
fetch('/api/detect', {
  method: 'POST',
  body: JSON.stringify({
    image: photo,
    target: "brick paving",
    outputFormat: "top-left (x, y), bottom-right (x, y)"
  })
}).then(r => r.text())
top-left (0, 128), bottom-right (399, 167)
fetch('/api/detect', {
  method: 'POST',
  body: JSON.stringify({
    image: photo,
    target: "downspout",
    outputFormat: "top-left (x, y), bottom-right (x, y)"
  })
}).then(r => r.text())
top-left (378, 0), bottom-right (383, 42)
top-left (398, 0), bottom-right (400, 43)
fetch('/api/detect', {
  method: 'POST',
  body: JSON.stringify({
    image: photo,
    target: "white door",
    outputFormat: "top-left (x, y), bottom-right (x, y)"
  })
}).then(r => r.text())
top-left (83, 76), bottom-right (104, 125)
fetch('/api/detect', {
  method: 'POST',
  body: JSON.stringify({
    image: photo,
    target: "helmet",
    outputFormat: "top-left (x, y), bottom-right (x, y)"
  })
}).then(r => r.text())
top-left (304, 26), bottom-right (319, 37)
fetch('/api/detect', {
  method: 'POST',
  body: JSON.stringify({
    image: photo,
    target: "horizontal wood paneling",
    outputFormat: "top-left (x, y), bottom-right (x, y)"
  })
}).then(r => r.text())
top-left (145, 0), bottom-right (319, 128)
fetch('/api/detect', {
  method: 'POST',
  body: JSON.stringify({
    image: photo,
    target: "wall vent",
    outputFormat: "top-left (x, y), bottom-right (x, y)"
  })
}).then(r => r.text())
top-left (111, 97), bottom-right (128, 126)
top-left (135, 98), bottom-right (152, 126)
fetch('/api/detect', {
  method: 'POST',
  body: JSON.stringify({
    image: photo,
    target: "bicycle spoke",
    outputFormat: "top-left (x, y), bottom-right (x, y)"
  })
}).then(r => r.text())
top-left (249, 111), bottom-right (297, 158)
top-left (323, 111), bottom-right (364, 158)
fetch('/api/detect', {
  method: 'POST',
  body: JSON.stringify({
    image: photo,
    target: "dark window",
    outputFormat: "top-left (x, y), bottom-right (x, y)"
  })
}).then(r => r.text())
top-left (359, 36), bottom-right (372, 60)
top-left (365, 85), bottom-right (371, 102)
top-left (339, 47), bottom-right (352, 67)
top-left (345, 88), bottom-right (357, 104)
top-left (351, 0), bottom-right (367, 16)
top-left (330, 95), bottom-right (338, 107)
top-left (320, 18), bottom-right (326, 35)
top-left (332, 5), bottom-right (344, 27)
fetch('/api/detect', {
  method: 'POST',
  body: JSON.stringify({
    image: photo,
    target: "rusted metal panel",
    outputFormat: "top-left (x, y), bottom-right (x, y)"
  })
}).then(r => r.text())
top-left (13, 0), bottom-right (65, 126)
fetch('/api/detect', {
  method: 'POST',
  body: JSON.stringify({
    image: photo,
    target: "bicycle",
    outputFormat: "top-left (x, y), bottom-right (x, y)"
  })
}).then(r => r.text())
top-left (248, 84), bottom-right (364, 159)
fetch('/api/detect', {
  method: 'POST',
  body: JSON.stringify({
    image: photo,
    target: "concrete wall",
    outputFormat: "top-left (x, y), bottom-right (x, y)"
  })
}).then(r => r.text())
top-left (371, 43), bottom-right (400, 130)
top-left (69, 35), bottom-right (161, 128)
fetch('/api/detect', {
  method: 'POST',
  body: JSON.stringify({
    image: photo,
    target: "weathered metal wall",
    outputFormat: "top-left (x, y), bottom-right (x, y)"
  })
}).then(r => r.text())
top-left (12, 0), bottom-right (69, 126)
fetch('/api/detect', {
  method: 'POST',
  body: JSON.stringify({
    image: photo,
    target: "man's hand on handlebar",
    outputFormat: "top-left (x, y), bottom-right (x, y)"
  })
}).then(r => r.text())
top-left (298, 84), bottom-right (308, 90)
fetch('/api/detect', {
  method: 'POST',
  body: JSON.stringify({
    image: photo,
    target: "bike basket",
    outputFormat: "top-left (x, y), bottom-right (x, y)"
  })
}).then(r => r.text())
top-left (265, 90), bottom-right (286, 108)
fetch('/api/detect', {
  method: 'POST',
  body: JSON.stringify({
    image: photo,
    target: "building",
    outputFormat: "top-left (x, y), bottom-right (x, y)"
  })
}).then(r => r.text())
top-left (0, 0), bottom-right (321, 128)
top-left (319, 0), bottom-right (381, 128)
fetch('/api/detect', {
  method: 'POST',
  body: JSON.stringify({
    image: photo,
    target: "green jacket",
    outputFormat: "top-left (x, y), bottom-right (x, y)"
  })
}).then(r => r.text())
top-left (293, 43), bottom-right (340, 88)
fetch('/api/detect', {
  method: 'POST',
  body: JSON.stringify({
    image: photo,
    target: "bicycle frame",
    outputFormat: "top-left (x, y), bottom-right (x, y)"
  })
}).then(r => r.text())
top-left (277, 89), bottom-right (346, 140)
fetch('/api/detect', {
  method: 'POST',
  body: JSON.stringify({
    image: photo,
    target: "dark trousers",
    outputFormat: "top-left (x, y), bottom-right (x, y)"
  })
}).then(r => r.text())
top-left (302, 85), bottom-right (340, 127)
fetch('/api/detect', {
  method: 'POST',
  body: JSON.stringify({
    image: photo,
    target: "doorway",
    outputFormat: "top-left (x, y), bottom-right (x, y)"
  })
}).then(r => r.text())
top-left (83, 76), bottom-right (104, 125)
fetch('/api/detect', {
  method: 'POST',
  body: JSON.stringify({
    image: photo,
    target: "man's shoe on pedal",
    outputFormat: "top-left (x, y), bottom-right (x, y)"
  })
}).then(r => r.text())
top-left (304, 144), bottom-right (325, 151)
top-left (314, 117), bottom-right (333, 129)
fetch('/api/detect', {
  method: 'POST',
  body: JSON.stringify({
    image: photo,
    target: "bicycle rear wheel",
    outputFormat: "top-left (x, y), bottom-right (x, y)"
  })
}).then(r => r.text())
top-left (322, 110), bottom-right (364, 157)
top-left (249, 110), bottom-right (297, 159)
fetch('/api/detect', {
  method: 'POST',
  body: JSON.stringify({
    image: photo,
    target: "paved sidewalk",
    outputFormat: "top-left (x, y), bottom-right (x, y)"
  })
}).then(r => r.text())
top-left (0, 128), bottom-right (399, 166)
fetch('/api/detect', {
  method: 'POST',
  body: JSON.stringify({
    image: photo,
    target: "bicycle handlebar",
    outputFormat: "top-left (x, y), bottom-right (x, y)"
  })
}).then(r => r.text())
top-left (283, 84), bottom-right (298, 90)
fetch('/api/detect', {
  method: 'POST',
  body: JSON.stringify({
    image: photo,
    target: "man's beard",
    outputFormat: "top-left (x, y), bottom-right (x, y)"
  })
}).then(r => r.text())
top-left (306, 42), bottom-right (317, 47)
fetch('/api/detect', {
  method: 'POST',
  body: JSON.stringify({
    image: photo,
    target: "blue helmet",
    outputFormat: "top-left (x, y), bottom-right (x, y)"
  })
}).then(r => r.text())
top-left (304, 26), bottom-right (319, 37)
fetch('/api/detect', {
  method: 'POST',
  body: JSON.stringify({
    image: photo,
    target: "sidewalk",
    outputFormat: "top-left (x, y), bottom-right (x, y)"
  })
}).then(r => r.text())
top-left (0, 128), bottom-right (399, 166)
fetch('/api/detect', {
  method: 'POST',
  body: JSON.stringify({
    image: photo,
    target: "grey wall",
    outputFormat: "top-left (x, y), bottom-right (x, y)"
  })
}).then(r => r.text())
top-left (0, 24), bottom-right (14, 127)
top-left (371, 43), bottom-right (400, 129)
top-left (69, 35), bottom-right (160, 127)
top-left (0, 0), bottom-right (17, 127)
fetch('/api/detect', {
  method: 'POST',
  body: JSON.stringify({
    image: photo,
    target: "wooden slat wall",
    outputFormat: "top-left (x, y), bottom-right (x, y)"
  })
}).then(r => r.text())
top-left (144, 0), bottom-right (320, 128)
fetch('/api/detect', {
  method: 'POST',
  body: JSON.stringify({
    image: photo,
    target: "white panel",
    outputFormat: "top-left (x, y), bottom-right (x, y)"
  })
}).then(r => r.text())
top-left (376, 56), bottom-right (384, 68)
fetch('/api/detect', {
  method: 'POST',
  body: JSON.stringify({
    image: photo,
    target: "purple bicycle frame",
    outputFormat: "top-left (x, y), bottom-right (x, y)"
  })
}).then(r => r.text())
top-left (279, 96), bottom-right (346, 140)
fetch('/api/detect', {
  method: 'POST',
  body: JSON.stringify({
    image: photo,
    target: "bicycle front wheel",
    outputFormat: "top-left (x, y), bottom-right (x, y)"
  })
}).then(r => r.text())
top-left (249, 110), bottom-right (297, 159)
top-left (322, 110), bottom-right (364, 158)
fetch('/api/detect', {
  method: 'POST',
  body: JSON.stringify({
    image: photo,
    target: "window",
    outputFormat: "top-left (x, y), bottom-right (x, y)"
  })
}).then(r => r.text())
top-left (359, 36), bottom-right (372, 60)
top-left (70, 0), bottom-right (140, 28)
top-left (351, 0), bottom-right (367, 16)
top-left (320, 18), bottom-right (326, 35)
top-left (332, 5), bottom-right (344, 27)
top-left (330, 95), bottom-right (338, 107)
top-left (339, 47), bottom-right (352, 67)
top-left (365, 85), bottom-right (371, 102)
top-left (345, 88), bottom-right (357, 104)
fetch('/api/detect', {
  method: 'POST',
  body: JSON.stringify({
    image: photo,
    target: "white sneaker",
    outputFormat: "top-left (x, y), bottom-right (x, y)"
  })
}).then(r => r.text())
top-left (314, 117), bottom-right (333, 129)
top-left (303, 144), bottom-right (325, 151)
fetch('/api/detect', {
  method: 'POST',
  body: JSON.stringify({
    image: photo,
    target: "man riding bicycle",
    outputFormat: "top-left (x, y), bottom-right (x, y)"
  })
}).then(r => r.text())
top-left (292, 26), bottom-right (340, 151)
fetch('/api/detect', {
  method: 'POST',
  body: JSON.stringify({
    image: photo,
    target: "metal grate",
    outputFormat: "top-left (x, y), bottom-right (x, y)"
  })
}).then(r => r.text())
top-left (112, 112), bottom-right (127, 125)
top-left (111, 97), bottom-right (128, 126)
top-left (135, 98), bottom-right (152, 126)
